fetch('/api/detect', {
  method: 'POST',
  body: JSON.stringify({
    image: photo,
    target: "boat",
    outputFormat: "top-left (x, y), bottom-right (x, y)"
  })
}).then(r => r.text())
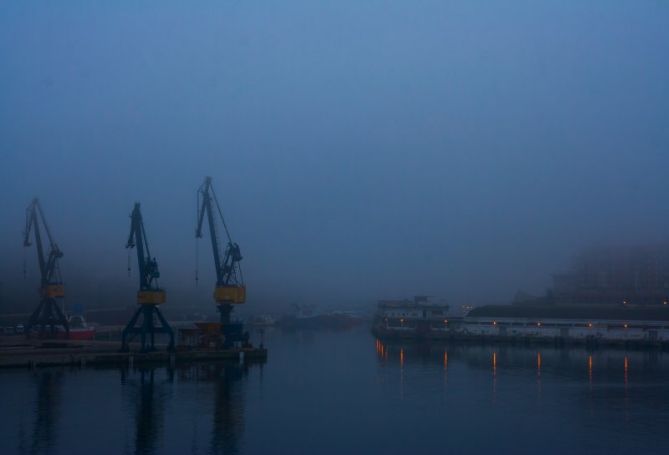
top-left (248, 314), bottom-right (277, 327)
top-left (61, 314), bottom-right (96, 340)
top-left (372, 296), bottom-right (452, 339)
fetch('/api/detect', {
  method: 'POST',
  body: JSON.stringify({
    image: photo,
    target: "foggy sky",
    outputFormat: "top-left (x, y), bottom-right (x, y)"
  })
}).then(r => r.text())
top-left (1, 1), bottom-right (668, 312)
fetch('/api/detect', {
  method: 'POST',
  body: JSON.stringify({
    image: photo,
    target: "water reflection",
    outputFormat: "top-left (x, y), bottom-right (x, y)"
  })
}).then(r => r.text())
top-left (122, 367), bottom-right (172, 455)
top-left (624, 355), bottom-right (629, 385)
top-left (7, 331), bottom-right (669, 454)
top-left (8, 360), bottom-right (264, 454)
top-left (374, 338), bottom-right (669, 415)
top-left (18, 370), bottom-right (63, 455)
top-left (177, 363), bottom-right (249, 455)
top-left (375, 339), bottom-right (669, 379)
top-left (120, 362), bottom-right (258, 455)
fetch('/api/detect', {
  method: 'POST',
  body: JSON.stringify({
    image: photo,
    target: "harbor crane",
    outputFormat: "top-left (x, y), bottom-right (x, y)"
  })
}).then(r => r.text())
top-left (121, 203), bottom-right (174, 352)
top-left (23, 198), bottom-right (69, 337)
top-left (196, 176), bottom-right (249, 348)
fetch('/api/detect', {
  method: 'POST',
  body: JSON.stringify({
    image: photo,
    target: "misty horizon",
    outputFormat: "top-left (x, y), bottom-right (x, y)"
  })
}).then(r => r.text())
top-left (2, 2), bottom-right (669, 314)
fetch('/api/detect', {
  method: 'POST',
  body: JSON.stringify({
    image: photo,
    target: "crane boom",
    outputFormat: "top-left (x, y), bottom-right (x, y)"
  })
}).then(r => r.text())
top-left (127, 203), bottom-right (161, 293)
top-left (196, 177), bottom-right (224, 284)
top-left (24, 199), bottom-right (63, 287)
top-left (196, 176), bottom-right (245, 301)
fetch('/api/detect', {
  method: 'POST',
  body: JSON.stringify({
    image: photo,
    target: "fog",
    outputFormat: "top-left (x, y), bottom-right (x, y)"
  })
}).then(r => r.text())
top-left (1, 1), bottom-right (668, 312)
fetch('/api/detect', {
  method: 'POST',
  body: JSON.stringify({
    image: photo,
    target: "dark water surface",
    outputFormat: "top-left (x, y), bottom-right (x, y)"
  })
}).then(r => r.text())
top-left (2, 327), bottom-right (669, 454)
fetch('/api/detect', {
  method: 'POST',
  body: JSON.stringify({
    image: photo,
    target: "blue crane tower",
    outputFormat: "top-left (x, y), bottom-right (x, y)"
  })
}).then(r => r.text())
top-left (121, 203), bottom-right (174, 352)
top-left (23, 198), bottom-right (69, 337)
top-left (196, 176), bottom-right (249, 348)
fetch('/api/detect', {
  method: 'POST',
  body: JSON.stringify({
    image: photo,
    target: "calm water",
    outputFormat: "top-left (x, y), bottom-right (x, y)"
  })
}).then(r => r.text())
top-left (2, 327), bottom-right (669, 454)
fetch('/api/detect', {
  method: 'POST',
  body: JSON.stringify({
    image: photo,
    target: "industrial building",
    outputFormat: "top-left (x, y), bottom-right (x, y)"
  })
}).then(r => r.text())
top-left (552, 245), bottom-right (669, 306)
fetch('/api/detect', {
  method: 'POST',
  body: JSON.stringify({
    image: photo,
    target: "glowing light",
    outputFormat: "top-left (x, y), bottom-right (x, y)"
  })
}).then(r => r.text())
top-left (400, 348), bottom-right (404, 366)
top-left (537, 322), bottom-right (542, 327)
top-left (444, 319), bottom-right (448, 324)
top-left (664, 300), bottom-right (668, 306)
top-left (624, 323), bottom-right (628, 329)
top-left (588, 322), bottom-right (593, 328)
top-left (492, 320), bottom-right (497, 326)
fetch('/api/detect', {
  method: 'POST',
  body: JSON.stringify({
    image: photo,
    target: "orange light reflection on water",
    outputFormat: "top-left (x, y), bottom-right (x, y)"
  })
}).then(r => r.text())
top-left (492, 351), bottom-right (497, 377)
top-left (375, 339), bottom-right (387, 360)
top-left (624, 355), bottom-right (629, 385)
top-left (491, 351), bottom-right (497, 404)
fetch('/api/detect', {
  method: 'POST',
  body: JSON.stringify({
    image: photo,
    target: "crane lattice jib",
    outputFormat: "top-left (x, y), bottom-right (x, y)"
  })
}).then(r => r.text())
top-left (127, 203), bottom-right (166, 305)
top-left (195, 176), bottom-right (245, 304)
top-left (24, 198), bottom-right (64, 298)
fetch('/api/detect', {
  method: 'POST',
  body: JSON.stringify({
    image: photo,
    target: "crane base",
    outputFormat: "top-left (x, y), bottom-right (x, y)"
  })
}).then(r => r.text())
top-left (26, 298), bottom-right (70, 339)
top-left (121, 305), bottom-right (174, 353)
top-left (218, 303), bottom-right (250, 349)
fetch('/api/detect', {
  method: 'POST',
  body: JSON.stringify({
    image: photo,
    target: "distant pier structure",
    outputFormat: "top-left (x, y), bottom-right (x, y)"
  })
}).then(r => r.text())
top-left (373, 247), bottom-right (669, 347)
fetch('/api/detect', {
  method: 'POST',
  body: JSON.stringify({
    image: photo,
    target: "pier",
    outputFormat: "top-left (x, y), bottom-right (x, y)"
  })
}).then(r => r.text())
top-left (0, 338), bottom-right (267, 369)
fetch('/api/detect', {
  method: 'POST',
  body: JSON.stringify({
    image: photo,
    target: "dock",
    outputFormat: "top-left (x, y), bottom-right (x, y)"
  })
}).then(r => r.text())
top-left (0, 338), bottom-right (267, 369)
